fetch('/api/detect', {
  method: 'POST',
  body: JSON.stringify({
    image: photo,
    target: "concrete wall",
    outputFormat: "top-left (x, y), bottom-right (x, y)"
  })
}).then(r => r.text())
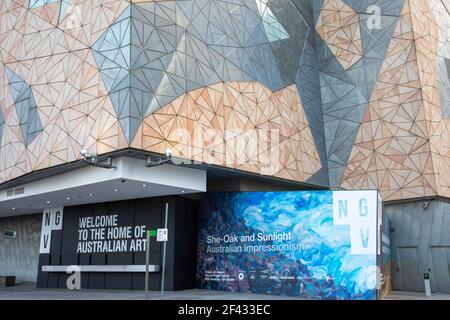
top-left (386, 199), bottom-right (450, 293)
top-left (0, 214), bottom-right (41, 283)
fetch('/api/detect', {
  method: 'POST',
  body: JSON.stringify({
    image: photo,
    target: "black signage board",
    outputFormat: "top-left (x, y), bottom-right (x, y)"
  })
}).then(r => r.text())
top-left (37, 196), bottom-right (199, 291)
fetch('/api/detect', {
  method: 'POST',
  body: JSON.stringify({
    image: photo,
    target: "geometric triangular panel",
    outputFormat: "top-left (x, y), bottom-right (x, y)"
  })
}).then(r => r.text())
top-left (4, 66), bottom-right (43, 146)
top-left (29, 0), bottom-right (59, 9)
top-left (0, 107), bottom-right (4, 145)
top-left (255, 0), bottom-right (290, 42)
top-left (316, 0), bottom-right (363, 70)
top-left (59, 0), bottom-right (72, 21)
top-left (91, 6), bottom-right (133, 143)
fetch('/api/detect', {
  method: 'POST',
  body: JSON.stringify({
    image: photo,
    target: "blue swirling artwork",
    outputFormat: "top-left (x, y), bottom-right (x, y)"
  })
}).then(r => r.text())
top-left (196, 192), bottom-right (378, 300)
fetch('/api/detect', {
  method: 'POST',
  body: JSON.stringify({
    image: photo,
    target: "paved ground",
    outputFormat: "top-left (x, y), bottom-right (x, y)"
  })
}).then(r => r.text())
top-left (385, 290), bottom-right (450, 300)
top-left (0, 285), bottom-right (298, 300)
top-left (1, 285), bottom-right (449, 300)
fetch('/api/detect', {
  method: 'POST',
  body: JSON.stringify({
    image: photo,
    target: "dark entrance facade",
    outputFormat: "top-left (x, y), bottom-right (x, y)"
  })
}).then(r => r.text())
top-left (36, 196), bottom-right (199, 291)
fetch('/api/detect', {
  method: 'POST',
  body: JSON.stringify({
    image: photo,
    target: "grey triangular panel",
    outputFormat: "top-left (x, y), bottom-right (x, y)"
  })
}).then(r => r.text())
top-left (0, 108), bottom-right (4, 145)
top-left (4, 66), bottom-right (42, 146)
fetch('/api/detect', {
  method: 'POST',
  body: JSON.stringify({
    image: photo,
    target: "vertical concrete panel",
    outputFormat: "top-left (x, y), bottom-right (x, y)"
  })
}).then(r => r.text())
top-left (386, 199), bottom-right (450, 294)
top-left (0, 214), bottom-right (41, 282)
top-left (431, 248), bottom-right (450, 293)
top-left (388, 207), bottom-right (402, 289)
top-left (429, 204), bottom-right (443, 246)
top-left (447, 248), bottom-right (450, 288)
top-left (419, 202), bottom-right (433, 287)
top-left (410, 208), bottom-right (421, 245)
top-left (440, 213), bottom-right (450, 245)
top-left (398, 247), bottom-right (422, 291)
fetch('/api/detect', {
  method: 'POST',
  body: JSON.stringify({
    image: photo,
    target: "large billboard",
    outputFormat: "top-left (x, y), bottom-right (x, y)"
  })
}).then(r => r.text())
top-left (196, 191), bottom-right (382, 300)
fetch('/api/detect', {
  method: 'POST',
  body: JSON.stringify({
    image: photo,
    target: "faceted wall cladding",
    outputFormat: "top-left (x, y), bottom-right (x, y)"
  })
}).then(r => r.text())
top-left (412, 0), bottom-right (450, 198)
top-left (310, 0), bottom-right (450, 200)
top-left (429, 0), bottom-right (450, 119)
top-left (91, 6), bottom-right (133, 141)
top-left (338, 0), bottom-right (450, 200)
top-left (0, 0), bottom-right (129, 183)
top-left (256, 0), bottom-right (290, 42)
top-left (340, 1), bottom-right (436, 200)
top-left (4, 66), bottom-right (42, 146)
top-left (312, 0), bottom-right (405, 189)
top-left (131, 82), bottom-right (322, 182)
top-left (316, 0), bottom-right (363, 70)
top-left (0, 0), bottom-right (326, 186)
top-left (1, 0), bottom-right (449, 201)
top-left (0, 107), bottom-right (4, 145)
top-left (90, 0), bottom-right (323, 148)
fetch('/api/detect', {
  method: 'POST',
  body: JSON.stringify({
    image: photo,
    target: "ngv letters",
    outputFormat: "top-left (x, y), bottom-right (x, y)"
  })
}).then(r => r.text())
top-left (332, 191), bottom-right (378, 255)
top-left (39, 207), bottom-right (64, 254)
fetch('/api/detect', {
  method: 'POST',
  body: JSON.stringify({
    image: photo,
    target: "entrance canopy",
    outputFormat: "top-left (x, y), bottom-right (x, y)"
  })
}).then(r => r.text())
top-left (0, 157), bottom-right (206, 217)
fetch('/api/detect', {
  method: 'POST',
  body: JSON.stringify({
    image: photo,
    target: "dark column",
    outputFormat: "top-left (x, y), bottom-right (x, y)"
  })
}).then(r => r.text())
top-left (132, 197), bottom-right (163, 290)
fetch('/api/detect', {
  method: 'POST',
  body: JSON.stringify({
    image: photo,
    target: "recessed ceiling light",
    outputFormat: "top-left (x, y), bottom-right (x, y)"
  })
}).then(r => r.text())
top-left (12, 207), bottom-right (15, 210)
top-left (66, 197), bottom-right (71, 200)
top-left (181, 190), bottom-right (185, 193)
top-left (113, 189), bottom-right (119, 192)
top-left (46, 201), bottom-right (51, 204)
top-left (88, 193), bottom-right (94, 197)
top-left (141, 184), bottom-right (147, 187)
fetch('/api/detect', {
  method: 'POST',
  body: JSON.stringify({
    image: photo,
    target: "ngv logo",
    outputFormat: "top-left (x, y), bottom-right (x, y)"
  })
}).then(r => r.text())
top-left (333, 191), bottom-right (378, 255)
top-left (39, 207), bottom-right (64, 254)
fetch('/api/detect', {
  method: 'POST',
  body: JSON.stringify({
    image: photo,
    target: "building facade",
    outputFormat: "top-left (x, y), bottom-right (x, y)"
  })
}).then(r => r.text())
top-left (0, 0), bottom-right (449, 293)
